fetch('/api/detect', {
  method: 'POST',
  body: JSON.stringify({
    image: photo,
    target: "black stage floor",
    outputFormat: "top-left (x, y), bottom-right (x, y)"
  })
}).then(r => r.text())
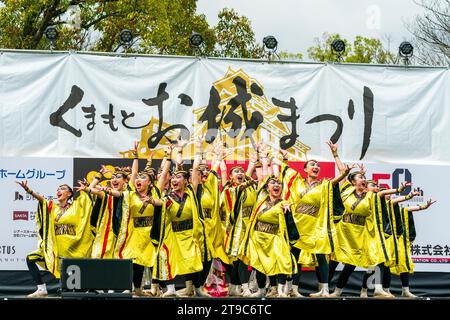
top-left (2, 295), bottom-right (449, 319)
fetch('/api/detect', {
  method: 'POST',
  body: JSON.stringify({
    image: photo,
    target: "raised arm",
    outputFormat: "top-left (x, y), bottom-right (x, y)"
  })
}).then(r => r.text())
top-left (130, 141), bottom-right (140, 187)
top-left (378, 182), bottom-right (412, 198)
top-left (16, 180), bottom-right (45, 202)
top-left (211, 138), bottom-right (230, 173)
top-left (407, 199), bottom-right (436, 212)
top-left (75, 179), bottom-right (104, 198)
top-left (260, 144), bottom-right (270, 183)
top-left (219, 159), bottom-right (228, 188)
top-left (326, 140), bottom-right (346, 173)
top-left (192, 136), bottom-right (205, 193)
top-left (157, 145), bottom-right (174, 190)
top-left (330, 163), bottom-right (354, 186)
top-left (390, 189), bottom-right (419, 204)
top-left (272, 150), bottom-right (286, 179)
top-left (175, 136), bottom-right (188, 171)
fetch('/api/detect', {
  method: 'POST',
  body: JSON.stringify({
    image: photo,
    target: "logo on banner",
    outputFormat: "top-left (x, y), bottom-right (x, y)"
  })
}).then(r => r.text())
top-left (14, 191), bottom-right (24, 201)
top-left (372, 168), bottom-right (412, 195)
top-left (371, 168), bottom-right (425, 203)
top-left (13, 211), bottom-right (29, 221)
top-left (0, 246), bottom-right (16, 255)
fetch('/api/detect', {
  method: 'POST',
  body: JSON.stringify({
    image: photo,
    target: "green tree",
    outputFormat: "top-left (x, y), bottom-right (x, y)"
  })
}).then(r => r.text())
top-left (346, 36), bottom-right (395, 64)
top-left (307, 33), bottom-right (351, 62)
top-left (278, 51), bottom-right (303, 61)
top-left (0, 0), bottom-right (216, 55)
top-left (307, 32), bottom-right (394, 64)
top-left (213, 8), bottom-right (262, 58)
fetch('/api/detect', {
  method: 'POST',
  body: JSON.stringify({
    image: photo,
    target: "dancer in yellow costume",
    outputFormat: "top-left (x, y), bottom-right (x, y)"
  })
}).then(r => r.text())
top-left (151, 143), bottom-right (206, 297)
top-left (221, 149), bottom-right (260, 297)
top-left (119, 143), bottom-right (166, 296)
top-left (358, 180), bottom-right (413, 298)
top-left (88, 166), bottom-right (132, 261)
top-left (276, 141), bottom-right (350, 297)
top-left (82, 153), bottom-right (165, 297)
top-left (386, 198), bottom-right (436, 298)
top-left (239, 152), bottom-right (300, 298)
top-left (182, 138), bottom-right (231, 296)
top-left (329, 170), bottom-right (407, 298)
top-left (17, 180), bottom-right (95, 298)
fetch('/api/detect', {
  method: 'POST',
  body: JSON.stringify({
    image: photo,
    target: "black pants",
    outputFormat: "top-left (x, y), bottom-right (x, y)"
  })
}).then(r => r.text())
top-left (26, 256), bottom-right (44, 286)
top-left (256, 271), bottom-right (286, 289)
top-left (229, 259), bottom-right (250, 286)
top-left (336, 264), bottom-right (356, 289)
top-left (187, 260), bottom-right (213, 287)
top-left (328, 260), bottom-right (339, 285)
top-left (314, 254), bottom-right (329, 284)
top-left (290, 247), bottom-right (302, 286)
top-left (361, 263), bottom-right (385, 289)
top-left (133, 263), bottom-right (145, 289)
top-left (400, 273), bottom-right (409, 287)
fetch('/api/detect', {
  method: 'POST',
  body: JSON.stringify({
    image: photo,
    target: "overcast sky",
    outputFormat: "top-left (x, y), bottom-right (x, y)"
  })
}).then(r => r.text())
top-left (197, 0), bottom-right (426, 57)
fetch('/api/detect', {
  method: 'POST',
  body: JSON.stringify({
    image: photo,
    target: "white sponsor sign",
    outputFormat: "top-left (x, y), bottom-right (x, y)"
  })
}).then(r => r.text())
top-left (0, 157), bottom-right (73, 270)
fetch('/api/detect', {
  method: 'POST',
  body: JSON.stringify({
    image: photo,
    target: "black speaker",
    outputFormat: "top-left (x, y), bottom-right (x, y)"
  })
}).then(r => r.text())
top-left (61, 258), bottom-right (133, 292)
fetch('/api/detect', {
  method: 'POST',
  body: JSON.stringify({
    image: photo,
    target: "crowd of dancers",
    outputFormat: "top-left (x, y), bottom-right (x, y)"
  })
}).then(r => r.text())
top-left (17, 138), bottom-right (436, 298)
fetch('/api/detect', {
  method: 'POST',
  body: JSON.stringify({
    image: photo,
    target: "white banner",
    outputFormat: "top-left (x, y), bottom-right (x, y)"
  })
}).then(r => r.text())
top-left (1, 52), bottom-right (450, 272)
top-left (0, 52), bottom-right (449, 165)
top-left (0, 157), bottom-right (73, 270)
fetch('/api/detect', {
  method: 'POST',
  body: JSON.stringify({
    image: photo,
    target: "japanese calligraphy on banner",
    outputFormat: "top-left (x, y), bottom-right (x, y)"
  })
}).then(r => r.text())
top-left (0, 51), bottom-right (449, 165)
top-left (0, 157), bottom-right (73, 270)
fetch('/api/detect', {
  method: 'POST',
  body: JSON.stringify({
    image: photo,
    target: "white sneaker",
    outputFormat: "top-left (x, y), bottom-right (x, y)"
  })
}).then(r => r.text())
top-left (161, 290), bottom-right (177, 297)
top-left (242, 288), bottom-right (252, 297)
top-left (195, 287), bottom-right (211, 297)
top-left (310, 289), bottom-right (330, 298)
top-left (401, 289), bottom-right (417, 298)
top-left (359, 289), bottom-right (368, 298)
top-left (249, 289), bottom-right (266, 298)
top-left (177, 285), bottom-right (195, 297)
top-left (265, 286), bottom-right (278, 298)
top-left (374, 289), bottom-right (394, 298)
top-left (228, 285), bottom-right (242, 297)
top-left (143, 284), bottom-right (162, 297)
top-left (133, 288), bottom-right (144, 297)
top-left (289, 288), bottom-right (304, 298)
top-left (27, 287), bottom-right (48, 298)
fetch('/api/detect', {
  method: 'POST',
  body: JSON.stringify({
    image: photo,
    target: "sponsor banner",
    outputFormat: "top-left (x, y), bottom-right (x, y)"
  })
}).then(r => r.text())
top-left (0, 157), bottom-right (73, 270)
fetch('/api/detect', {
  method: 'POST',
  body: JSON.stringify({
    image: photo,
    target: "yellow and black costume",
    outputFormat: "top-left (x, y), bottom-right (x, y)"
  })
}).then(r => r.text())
top-left (332, 182), bottom-right (388, 268)
top-left (239, 180), bottom-right (299, 277)
top-left (27, 192), bottom-right (95, 278)
top-left (198, 170), bottom-right (228, 264)
top-left (279, 164), bottom-right (336, 264)
top-left (90, 190), bottom-right (132, 260)
top-left (151, 184), bottom-right (205, 281)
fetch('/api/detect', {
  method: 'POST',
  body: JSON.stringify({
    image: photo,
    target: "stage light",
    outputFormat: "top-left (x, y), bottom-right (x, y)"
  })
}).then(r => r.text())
top-left (44, 26), bottom-right (58, 42)
top-left (331, 39), bottom-right (346, 54)
top-left (263, 36), bottom-right (278, 51)
top-left (399, 41), bottom-right (413, 58)
top-left (119, 29), bottom-right (133, 48)
top-left (189, 32), bottom-right (204, 48)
